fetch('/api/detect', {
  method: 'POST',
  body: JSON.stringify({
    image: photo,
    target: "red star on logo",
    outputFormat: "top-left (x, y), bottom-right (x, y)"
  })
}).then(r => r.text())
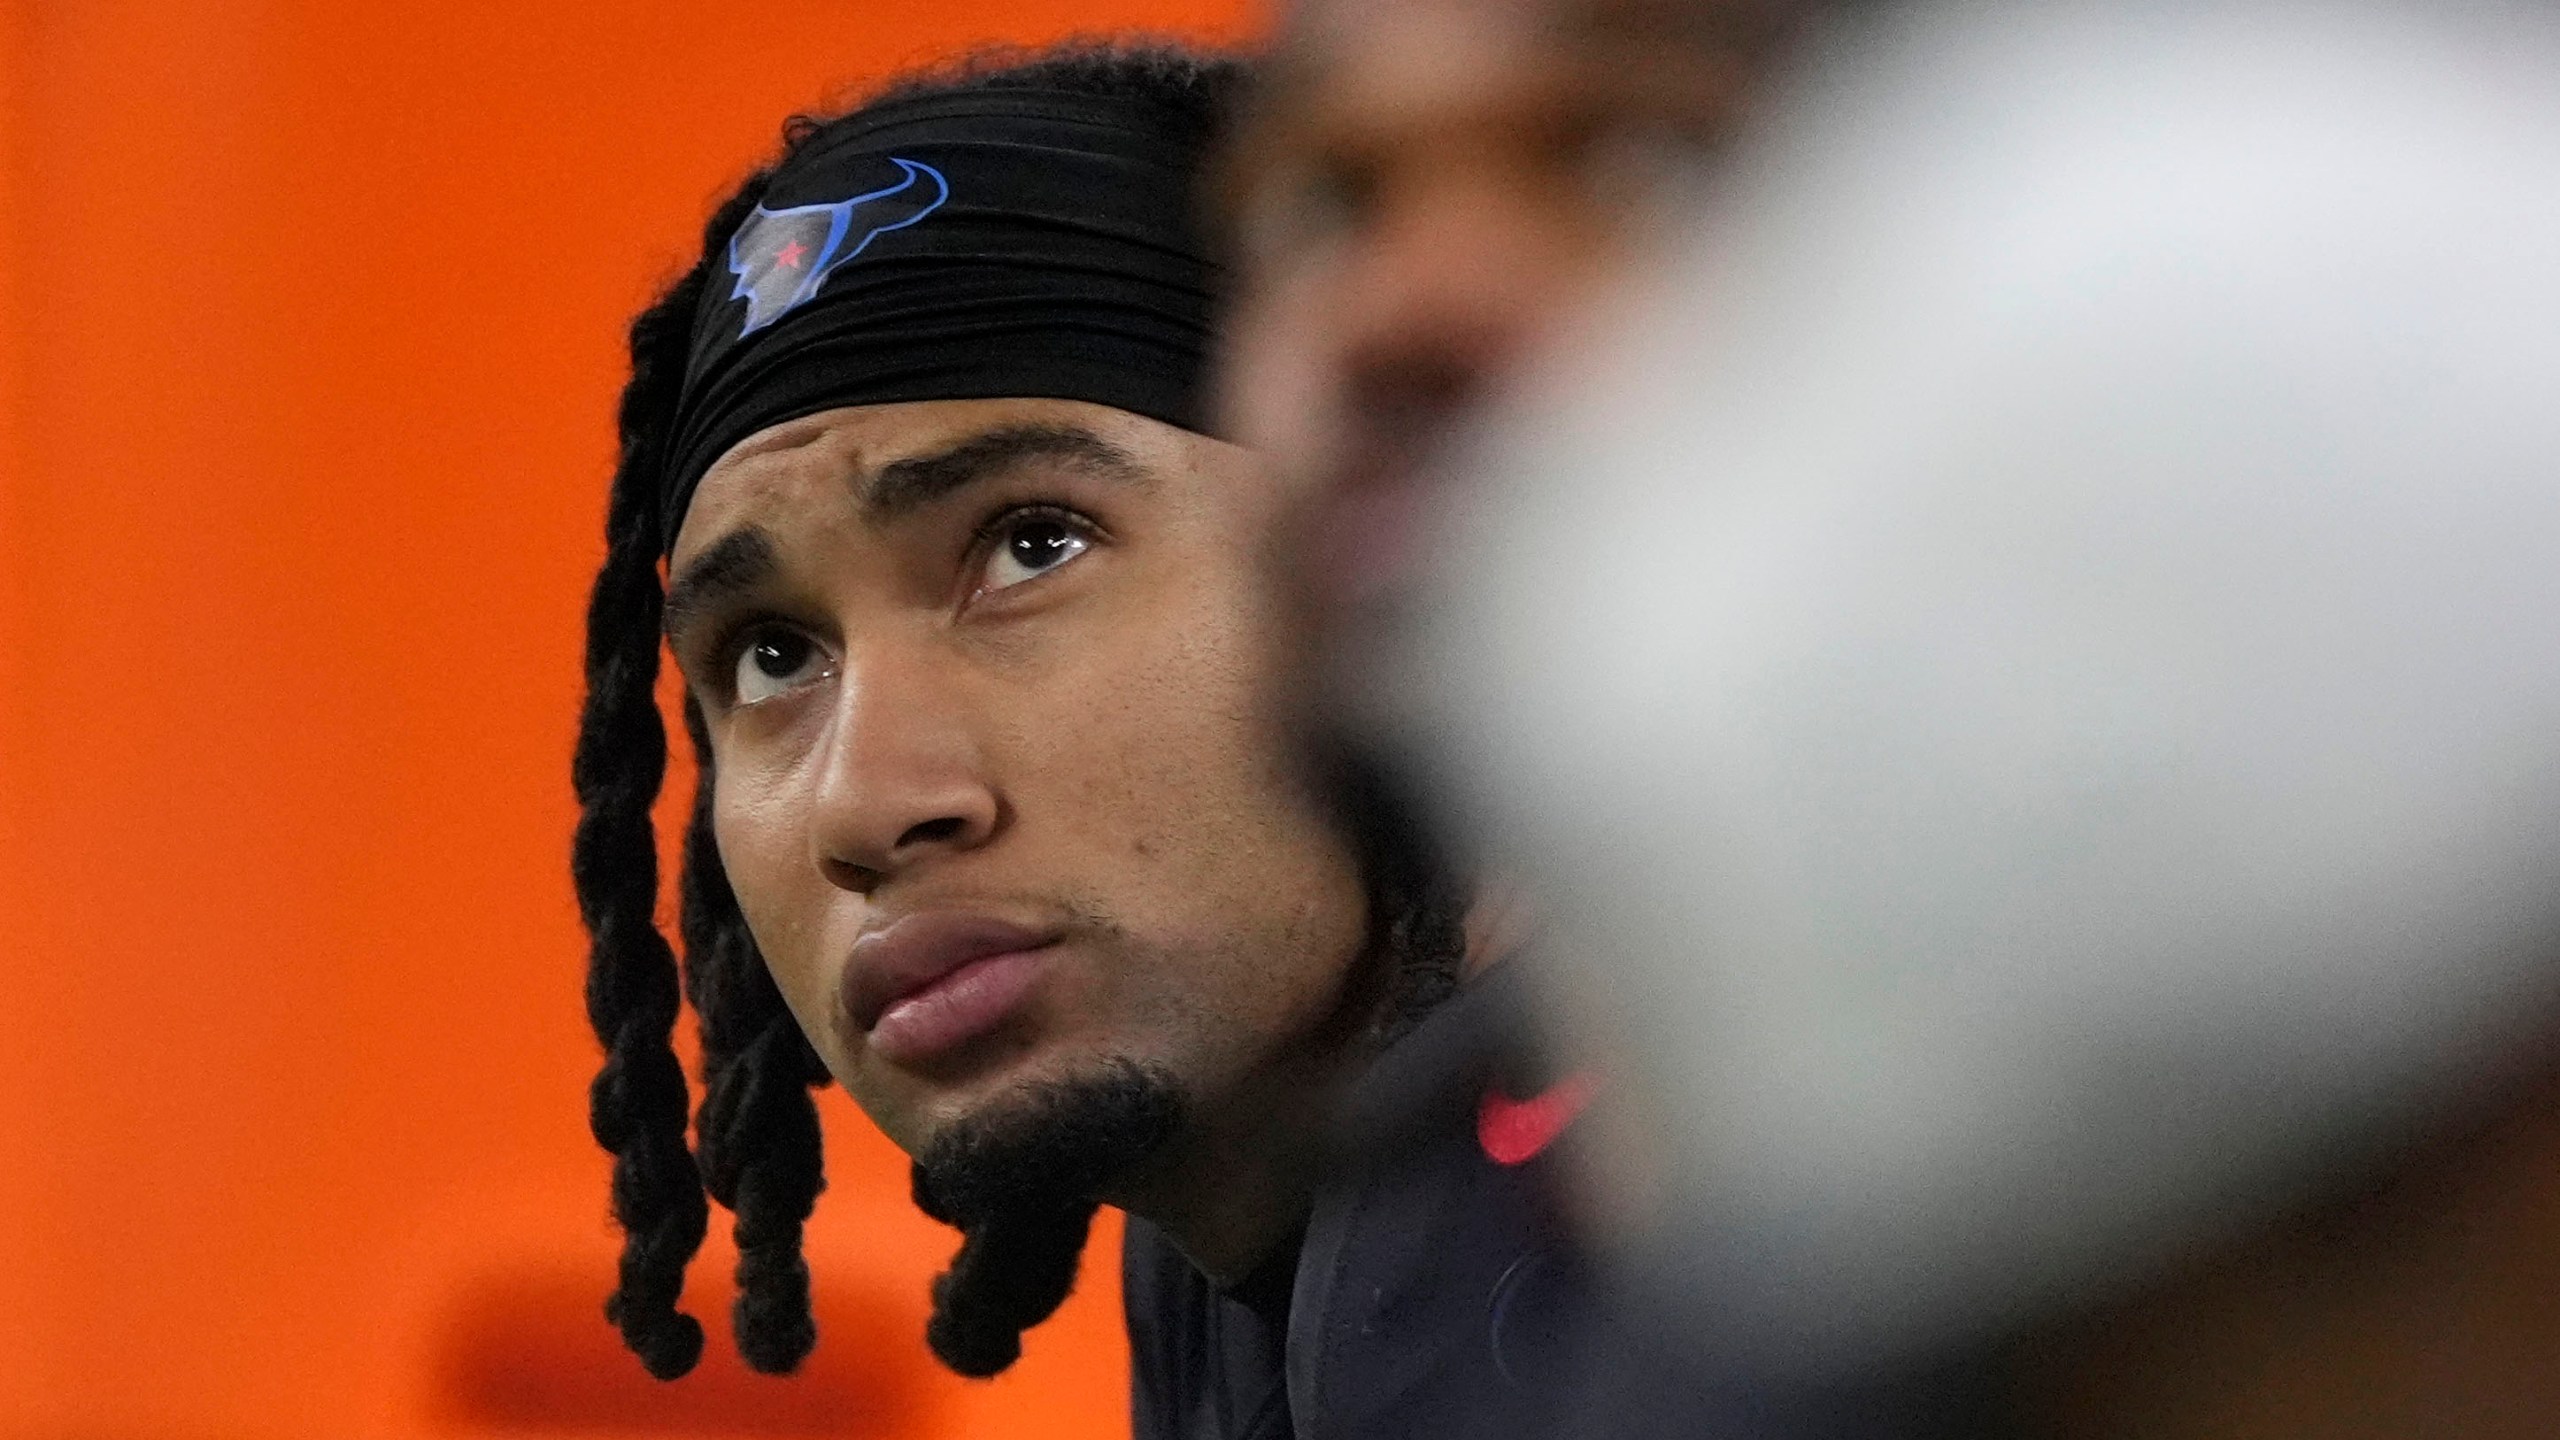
top-left (773, 239), bottom-right (808, 269)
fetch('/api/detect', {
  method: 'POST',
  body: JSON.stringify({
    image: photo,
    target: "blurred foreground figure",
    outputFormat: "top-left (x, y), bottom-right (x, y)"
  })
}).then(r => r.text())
top-left (1373, 1), bottom-right (2560, 1432)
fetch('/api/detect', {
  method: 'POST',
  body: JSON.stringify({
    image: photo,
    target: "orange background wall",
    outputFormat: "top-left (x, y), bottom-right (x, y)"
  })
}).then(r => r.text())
top-left (0, 2), bottom-right (1261, 1436)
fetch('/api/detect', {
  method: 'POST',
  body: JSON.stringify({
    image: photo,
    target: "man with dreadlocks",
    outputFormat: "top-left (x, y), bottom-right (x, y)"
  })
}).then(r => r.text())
top-left (572, 40), bottom-right (1603, 1440)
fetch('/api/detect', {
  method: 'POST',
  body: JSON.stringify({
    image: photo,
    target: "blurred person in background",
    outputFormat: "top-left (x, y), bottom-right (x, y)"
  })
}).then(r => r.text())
top-left (1228, 0), bottom-right (2560, 1434)
top-left (1210, 0), bottom-right (1817, 1156)
top-left (1219, 0), bottom-right (1806, 690)
top-left (570, 37), bottom-right (1607, 1440)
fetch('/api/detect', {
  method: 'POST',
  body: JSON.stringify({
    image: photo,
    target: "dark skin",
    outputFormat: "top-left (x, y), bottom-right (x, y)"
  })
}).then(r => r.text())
top-left (666, 396), bottom-right (1376, 1282)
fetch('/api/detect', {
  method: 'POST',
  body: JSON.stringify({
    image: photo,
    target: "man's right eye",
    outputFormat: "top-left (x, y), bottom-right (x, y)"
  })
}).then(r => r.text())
top-left (731, 627), bottom-right (833, 705)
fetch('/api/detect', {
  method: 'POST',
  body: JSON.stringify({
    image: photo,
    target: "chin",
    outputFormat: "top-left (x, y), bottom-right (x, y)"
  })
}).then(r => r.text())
top-left (878, 1029), bottom-right (1126, 1140)
top-left (938, 1037), bottom-right (1148, 1119)
top-left (907, 1053), bottom-right (1191, 1224)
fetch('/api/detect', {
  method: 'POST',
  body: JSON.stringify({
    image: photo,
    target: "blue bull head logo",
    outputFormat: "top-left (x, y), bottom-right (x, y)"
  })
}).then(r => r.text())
top-left (725, 157), bottom-right (950, 336)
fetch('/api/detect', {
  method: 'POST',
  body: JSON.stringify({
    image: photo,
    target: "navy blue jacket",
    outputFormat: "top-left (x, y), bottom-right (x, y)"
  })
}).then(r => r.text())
top-left (1123, 988), bottom-right (1600, 1440)
top-left (1118, 982), bottom-right (1997, 1440)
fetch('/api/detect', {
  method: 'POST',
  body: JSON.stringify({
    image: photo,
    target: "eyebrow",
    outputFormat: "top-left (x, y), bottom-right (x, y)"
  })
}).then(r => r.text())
top-left (860, 422), bottom-right (1150, 522)
top-left (662, 525), bottom-right (779, 644)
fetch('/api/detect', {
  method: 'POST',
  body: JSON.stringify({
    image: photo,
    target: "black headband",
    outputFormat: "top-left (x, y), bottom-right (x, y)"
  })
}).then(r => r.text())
top-left (659, 85), bottom-right (1224, 553)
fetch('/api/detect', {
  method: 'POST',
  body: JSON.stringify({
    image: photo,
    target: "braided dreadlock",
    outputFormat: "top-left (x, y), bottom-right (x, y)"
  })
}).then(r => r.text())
top-left (574, 40), bottom-right (1269, 1380)
top-left (681, 697), bottom-right (832, 1374)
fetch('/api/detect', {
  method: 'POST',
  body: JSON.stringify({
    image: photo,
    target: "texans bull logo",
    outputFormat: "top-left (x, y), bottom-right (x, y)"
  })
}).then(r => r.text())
top-left (725, 156), bottom-right (950, 336)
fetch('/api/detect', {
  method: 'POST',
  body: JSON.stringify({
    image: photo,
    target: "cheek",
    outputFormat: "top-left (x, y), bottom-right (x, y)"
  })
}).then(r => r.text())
top-left (709, 770), bottom-right (841, 1040)
top-left (1055, 588), bottom-right (1366, 993)
top-left (1446, 185), bottom-right (1607, 330)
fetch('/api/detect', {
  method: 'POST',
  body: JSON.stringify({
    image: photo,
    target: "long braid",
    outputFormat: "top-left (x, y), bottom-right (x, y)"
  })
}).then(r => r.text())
top-left (910, 1092), bottom-right (1162, 1379)
top-left (683, 698), bottom-right (831, 1375)
top-left (574, 308), bottom-right (709, 1380)
top-left (919, 1191), bottom-right (1101, 1378)
top-left (575, 161), bottom-right (783, 1380)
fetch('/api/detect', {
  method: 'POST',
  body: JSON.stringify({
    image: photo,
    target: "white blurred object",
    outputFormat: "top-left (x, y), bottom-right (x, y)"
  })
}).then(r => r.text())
top-left (1404, 0), bottom-right (2560, 1378)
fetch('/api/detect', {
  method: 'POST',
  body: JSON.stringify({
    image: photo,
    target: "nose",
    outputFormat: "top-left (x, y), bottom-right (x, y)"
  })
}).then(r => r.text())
top-left (805, 648), bottom-right (1001, 893)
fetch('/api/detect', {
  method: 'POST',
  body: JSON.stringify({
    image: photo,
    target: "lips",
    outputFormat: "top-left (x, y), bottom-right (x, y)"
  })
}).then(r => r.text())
top-left (843, 912), bottom-right (1060, 1066)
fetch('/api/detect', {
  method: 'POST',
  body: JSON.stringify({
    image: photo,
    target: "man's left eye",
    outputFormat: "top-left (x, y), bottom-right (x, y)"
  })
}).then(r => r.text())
top-left (979, 515), bottom-right (1092, 592)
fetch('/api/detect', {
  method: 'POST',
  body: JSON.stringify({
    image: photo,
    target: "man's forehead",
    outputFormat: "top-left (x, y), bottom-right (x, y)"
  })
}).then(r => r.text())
top-left (677, 410), bottom-right (877, 556)
top-left (671, 449), bottom-right (846, 577)
top-left (697, 404), bottom-right (950, 491)
top-left (1282, 0), bottom-right (1538, 78)
top-left (1262, 0), bottom-right (1553, 134)
top-left (1244, 0), bottom-right (1795, 184)
top-left (1283, 0), bottom-right (1789, 69)
top-left (687, 401), bottom-right (1035, 520)
top-left (672, 400), bottom-right (1159, 568)
top-left (1290, 0), bottom-right (1538, 41)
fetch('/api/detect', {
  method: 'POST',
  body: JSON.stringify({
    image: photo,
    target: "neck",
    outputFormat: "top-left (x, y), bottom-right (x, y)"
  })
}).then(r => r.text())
top-left (1111, 1031), bottom-right (1367, 1284)
top-left (2009, 1070), bottom-right (2560, 1437)
top-left (1111, 880), bottom-right (1508, 1283)
top-left (1107, 921), bottom-right (1396, 1284)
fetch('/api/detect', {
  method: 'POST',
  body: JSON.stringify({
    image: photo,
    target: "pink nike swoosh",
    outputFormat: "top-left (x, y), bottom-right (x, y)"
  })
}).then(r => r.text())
top-left (1476, 1073), bottom-right (1600, 1166)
